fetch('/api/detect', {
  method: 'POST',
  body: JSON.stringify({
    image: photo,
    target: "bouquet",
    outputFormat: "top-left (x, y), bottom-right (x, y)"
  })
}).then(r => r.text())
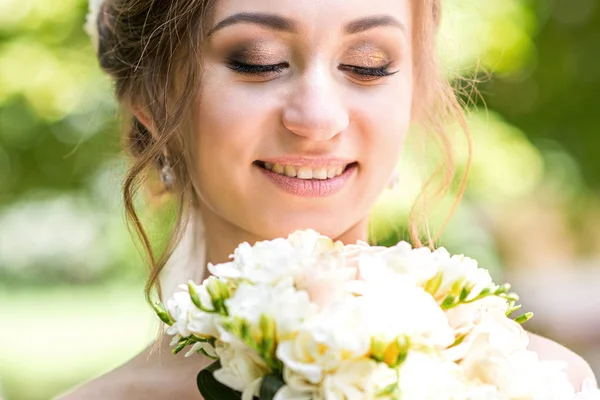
top-left (153, 230), bottom-right (599, 400)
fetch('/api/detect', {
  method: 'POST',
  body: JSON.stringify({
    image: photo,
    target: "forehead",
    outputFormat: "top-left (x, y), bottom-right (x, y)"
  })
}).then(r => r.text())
top-left (212, 0), bottom-right (412, 35)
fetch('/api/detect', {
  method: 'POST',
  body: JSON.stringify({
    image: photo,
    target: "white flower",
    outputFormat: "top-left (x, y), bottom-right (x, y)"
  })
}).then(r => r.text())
top-left (185, 341), bottom-right (217, 358)
top-left (459, 309), bottom-right (575, 399)
top-left (354, 263), bottom-right (455, 348)
top-left (294, 263), bottom-right (357, 309)
top-left (209, 230), bottom-right (344, 286)
top-left (85, 0), bottom-right (105, 51)
top-left (162, 230), bottom-right (581, 400)
top-left (208, 240), bottom-right (295, 284)
top-left (273, 386), bottom-right (314, 400)
top-left (213, 341), bottom-right (269, 397)
top-left (375, 242), bottom-right (439, 284)
top-left (286, 229), bottom-right (344, 257)
top-left (274, 366), bottom-right (322, 400)
top-left (397, 352), bottom-right (468, 400)
top-left (321, 359), bottom-right (397, 400)
top-left (276, 296), bottom-right (372, 384)
top-left (455, 307), bottom-right (529, 361)
top-left (222, 279), bottom-right (317, 343)
top-left (275, 359), bottom-right (396, 400)
top-left (445, 296), bottom-right (509, 334)
top-left (575, 379), bottom-right (600, 399)
top-left (431, 248), bottom-right (494, 301)
top-left (165, 280), bottom-right (220, 338)
top-left (487, 350), bottom-right (574, 399)
top-left (463, 385), bottom-right (502, 400)
top-left (444, 296), bottom-right (511, 361)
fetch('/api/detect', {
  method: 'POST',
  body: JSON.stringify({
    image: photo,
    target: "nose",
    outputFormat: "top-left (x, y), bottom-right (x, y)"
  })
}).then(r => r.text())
top-left (282, 67), bottom-right (350, 141)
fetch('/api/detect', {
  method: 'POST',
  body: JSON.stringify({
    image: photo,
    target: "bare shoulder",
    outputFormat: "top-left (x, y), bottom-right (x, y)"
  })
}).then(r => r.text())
top-left (527, 331), bottom-right (597, 391)
top-left (54, 338), bottom-right (208, 400)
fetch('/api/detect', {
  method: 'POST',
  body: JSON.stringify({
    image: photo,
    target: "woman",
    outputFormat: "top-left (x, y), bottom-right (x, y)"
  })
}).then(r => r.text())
top-left (60, 0), bottom-right (596, 398)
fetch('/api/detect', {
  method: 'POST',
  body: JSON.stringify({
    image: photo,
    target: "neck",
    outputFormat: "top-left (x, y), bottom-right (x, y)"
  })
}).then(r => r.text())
top-left (198, 208), bottom-right (370, 267)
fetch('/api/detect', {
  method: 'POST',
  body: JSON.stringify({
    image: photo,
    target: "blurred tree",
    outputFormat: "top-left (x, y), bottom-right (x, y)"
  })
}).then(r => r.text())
top-left (480, 0), bottom-right (600, 189)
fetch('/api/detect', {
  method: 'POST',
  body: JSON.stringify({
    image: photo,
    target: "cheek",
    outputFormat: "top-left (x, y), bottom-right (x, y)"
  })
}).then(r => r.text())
top-left (195, 78), bottom-right (273, 174)
top-left (193, 75), bottom-right (286, 214)
top-left (193, 83), bottom-right (255, 204)
top-left (356, 79), bottom-right (414, 175)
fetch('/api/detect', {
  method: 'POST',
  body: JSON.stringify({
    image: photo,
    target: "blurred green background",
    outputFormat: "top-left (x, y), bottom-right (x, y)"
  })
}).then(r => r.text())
top-left (1, 0), bottom-right (599, 399)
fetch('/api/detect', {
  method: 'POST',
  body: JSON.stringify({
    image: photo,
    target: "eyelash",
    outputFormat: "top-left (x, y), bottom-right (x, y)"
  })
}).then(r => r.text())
top-left (227, 61), bottom-right (290, 74)
top-left (339, 63), bottom-right (396, 77)
top-left (226, 60), bottom-right (396, 79)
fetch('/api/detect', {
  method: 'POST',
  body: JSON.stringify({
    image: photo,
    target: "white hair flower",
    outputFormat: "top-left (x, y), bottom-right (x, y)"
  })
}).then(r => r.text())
top-left (84, 0), bottom-right (105, 52)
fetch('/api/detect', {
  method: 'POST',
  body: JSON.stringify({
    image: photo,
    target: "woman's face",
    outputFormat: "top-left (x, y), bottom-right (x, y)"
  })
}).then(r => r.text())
top-left (194, 0), bottom-right (413, 241)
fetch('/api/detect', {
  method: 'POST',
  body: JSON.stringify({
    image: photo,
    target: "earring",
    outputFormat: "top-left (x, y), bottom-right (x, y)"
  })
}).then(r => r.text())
top-left (159, 152), bottom-right (175, 191)
top-left (387, 169), bottom-right (400, 190)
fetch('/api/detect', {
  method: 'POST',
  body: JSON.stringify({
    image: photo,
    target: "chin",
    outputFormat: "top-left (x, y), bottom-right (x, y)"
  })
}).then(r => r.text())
top-left (251, 210), bottom-right (362, 242)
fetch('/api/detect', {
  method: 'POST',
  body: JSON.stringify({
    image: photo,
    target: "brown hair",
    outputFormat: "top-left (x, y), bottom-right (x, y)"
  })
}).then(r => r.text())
top-left (94, 0), bottom-right (472, 303)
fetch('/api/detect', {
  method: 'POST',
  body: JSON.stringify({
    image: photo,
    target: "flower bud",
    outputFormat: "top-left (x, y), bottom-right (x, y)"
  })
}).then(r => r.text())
top-left (259, 314), bottom-right (276, 355)
top-left (188, 281), bottom-right (207, 311)
top-left (515, 312), bottom-right (534, 324)
top-left (152, 301), bottom-right (174, 326)
top-left (370, 337), bottom-right (388, 362)
top-left (424, 272), bottom-right (444, 296)
top-left (383, 336), bottom-right (410, 367)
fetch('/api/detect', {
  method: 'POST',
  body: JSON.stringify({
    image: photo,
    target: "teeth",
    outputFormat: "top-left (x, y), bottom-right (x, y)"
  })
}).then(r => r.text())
top-left (284, 165), bottom-right (297, 177)
top-left (262, 162), bottom-right (350, 180)
top-left (297, 167), bottom-right (313, 179)
top-left (313, 167), bottom-right (328, 180)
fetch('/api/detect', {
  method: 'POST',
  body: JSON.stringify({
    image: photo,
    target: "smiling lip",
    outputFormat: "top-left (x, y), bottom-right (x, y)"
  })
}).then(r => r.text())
top-left (255, 159), bottom-right (358, 198)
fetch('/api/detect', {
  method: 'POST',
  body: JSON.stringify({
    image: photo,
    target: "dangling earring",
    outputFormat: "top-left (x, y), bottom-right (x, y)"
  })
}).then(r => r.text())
top-left (159, 151), bottom-right (175, 191)
top-left (387, 169), bottom-right (400, 190)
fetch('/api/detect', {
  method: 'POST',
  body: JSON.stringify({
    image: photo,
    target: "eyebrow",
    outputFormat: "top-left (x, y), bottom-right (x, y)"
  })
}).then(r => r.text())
top-left (208, 12), bottom-right (406, 37)
top-left (344, 15), bottom-right (406, 35)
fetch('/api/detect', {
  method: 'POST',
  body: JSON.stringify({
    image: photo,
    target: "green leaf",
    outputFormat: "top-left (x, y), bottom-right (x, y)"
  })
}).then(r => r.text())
top-left (260, 375), bottom-right (285, 400)
top-left (197, 361), bottom-right (243, 400)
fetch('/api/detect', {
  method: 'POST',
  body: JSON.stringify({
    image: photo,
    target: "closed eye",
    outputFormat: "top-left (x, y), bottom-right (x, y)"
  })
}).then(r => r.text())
top-left (226, 60), bottom-right (398, 81)
top-left (338, 62), bottom-right (398, 80)
top-left (227, 60), bottom-right (289, 75)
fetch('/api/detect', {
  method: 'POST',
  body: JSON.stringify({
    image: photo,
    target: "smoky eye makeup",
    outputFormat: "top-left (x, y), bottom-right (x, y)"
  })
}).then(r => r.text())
top-left (221, 42), bottom-right (290, 76)
top-left (342, 43), bottom-right (394, 67)
top-left (335, 42), bottom-right (399, 81)
top-left (226, 43), bottom-right (284, 65)
top-left (217, 37), bottom-right (400, 81)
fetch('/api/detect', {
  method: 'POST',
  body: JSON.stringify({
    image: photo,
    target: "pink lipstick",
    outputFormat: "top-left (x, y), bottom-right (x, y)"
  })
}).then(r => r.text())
top-left (255, 159), bottom-right (357, 198)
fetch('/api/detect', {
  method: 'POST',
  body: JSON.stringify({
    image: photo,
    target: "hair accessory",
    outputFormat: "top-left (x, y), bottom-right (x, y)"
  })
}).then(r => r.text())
top-left (85, 0), bottom-right (105, 52)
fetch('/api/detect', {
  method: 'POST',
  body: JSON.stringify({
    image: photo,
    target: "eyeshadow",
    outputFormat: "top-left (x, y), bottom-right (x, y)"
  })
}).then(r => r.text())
top-left (228, 42), bottom-right (282, 64)
top-left (344, 43), bottom-right (390, 67)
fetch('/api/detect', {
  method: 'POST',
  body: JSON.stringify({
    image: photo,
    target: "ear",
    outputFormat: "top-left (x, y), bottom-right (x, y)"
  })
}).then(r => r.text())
top-left (132, 107), bottom-right (158, 140)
